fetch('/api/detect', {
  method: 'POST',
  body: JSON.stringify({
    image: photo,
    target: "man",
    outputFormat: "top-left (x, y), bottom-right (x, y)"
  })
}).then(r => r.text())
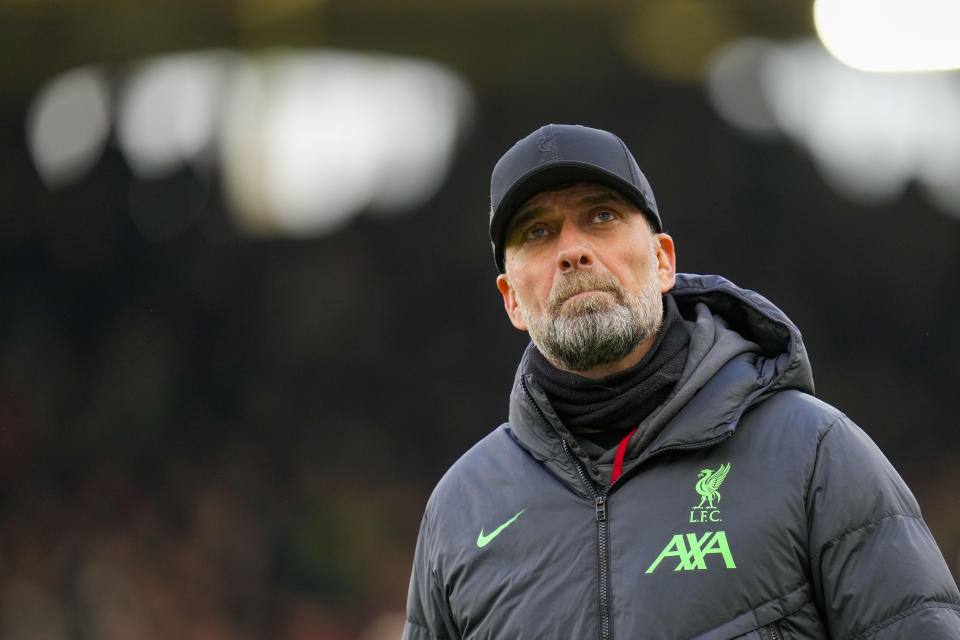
top-left (402, 124), bottom-right (960, 639)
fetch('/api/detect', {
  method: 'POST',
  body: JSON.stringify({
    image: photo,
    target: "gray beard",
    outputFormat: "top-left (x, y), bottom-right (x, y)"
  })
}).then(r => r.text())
top-left (521, 267), bottom-right (664, 374)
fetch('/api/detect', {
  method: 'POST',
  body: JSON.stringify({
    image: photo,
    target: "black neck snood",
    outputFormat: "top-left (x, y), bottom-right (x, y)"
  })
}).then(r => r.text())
top-left (526, 293), bottom-right (690, 450)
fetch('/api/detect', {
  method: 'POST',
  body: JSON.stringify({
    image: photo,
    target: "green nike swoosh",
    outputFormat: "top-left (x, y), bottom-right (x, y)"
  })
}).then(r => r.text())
top-left (476, 509), bottom-right (525, 548)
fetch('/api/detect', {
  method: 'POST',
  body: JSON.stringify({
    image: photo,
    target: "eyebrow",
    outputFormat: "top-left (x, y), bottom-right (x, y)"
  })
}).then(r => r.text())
top-left (509, 189), bottom-right (634, 234)
top-left (507, 206), bottom-right (549, 236)
top-left (578, 191), bottom-right (632, 208)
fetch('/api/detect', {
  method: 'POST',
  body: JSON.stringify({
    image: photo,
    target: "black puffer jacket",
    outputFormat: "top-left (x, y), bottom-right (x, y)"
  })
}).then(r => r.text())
top-left (403, 274), bottom-right (960, 639)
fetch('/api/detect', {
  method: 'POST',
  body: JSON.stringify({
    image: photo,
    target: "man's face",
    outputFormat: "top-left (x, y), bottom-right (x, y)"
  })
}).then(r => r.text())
top-left (495, 182), bottom-right (676, 377)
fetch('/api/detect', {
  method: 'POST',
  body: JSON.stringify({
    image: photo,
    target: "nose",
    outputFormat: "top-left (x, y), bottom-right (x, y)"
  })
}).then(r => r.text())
top-left (555, 225), bottom-right (594, 273)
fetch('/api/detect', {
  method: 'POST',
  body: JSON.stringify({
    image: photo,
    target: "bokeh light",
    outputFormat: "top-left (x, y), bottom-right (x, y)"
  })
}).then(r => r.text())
top-left (707, 37), bottom-right (960, 216)
top-left (116, 52), bottom-right (234, 179)
top-left (705, 38), bottom-right (779, 137)
top-left (219, 50), bottom-right (471, 236)
top-left (26, 49), bottom-right (473, 239)
top-left (26, 66), bottom-right (111, 189)
top-left (815, 0), bottom-right (960, 72)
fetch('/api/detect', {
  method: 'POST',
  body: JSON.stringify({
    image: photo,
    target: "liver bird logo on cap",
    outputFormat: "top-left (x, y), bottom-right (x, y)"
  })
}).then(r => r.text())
top-left (537, 134), bottom-right (560, 153)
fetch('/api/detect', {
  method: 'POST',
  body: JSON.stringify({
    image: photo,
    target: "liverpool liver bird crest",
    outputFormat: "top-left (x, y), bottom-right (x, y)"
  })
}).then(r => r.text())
top-left (694, 462), bottom-right (731, 509)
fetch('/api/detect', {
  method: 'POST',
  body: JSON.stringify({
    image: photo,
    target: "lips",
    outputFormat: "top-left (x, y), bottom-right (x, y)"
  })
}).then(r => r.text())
top-left (565, 290), bottom-right (611, 303)
top-left (553, 289), bottom-right (619, 317)
top-left (548, 273), bottom-right (624, 313)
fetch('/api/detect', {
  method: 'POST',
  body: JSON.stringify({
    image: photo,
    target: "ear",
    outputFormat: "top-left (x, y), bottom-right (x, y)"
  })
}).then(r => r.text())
top-left (653, 233), bottom-right (677, 293)
top-left (496, 274), bottom-right (528, 331)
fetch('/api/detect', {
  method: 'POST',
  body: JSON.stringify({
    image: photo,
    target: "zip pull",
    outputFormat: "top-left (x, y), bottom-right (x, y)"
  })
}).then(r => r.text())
top-left (595, 496), bottom-right (607, 521)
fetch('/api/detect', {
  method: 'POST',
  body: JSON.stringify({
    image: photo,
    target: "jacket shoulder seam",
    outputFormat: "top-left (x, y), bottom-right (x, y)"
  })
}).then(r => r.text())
top-left (846, 600), bottom-right (960, 640)
top-left (813, 512), bottom-right (923, 563)
top-left (802, 414), bottom-right (845, 508)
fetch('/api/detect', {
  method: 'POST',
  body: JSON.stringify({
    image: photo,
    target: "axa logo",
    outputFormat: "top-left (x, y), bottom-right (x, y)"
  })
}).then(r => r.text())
top-left (690, 462), bottom-right (730, 523)
top-left (645, 531), bottom-right (737, 573)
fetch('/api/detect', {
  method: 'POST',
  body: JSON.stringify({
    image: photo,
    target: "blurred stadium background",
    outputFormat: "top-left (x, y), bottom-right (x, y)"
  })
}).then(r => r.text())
top-left (2, 0), bottom-right (959, 637)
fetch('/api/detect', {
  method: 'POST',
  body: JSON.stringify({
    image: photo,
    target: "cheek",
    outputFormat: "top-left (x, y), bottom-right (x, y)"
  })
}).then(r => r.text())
top-left (618, 254), bottom-right (656, 293)
top-left (515, 278), bottom-right (550, 315)
top-left (508, 259), bottom-right (551, 308)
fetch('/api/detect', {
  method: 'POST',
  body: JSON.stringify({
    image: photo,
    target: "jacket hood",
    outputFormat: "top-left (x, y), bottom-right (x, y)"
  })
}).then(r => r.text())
top-left (507, 273), bottom-right (815, 490)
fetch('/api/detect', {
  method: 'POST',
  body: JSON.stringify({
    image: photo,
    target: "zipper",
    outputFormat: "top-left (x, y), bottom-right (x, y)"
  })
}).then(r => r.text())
top-left (520, 378), bottom-right (612, 640)
top-left (761, 622), bottom-right (783, 640)
top-left (520, 377), bottom-right (733, 640)
top-left (562, 438), bottom-right (612, 640)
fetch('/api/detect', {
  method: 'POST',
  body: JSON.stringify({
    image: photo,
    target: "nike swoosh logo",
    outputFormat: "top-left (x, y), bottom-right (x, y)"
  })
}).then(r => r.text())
top-left (476, 509), bottom-right (525, 548)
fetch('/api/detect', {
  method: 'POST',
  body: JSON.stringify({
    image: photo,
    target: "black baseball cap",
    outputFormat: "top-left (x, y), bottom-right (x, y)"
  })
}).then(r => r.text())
top-left (489, 123), bottom-right (661, 272)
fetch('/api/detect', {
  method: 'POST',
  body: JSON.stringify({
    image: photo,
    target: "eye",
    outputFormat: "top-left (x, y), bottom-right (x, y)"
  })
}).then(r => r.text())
top-left (526, 225), bottom-right (549, 240)
top-left (593, 210), bottom-right (616, 223)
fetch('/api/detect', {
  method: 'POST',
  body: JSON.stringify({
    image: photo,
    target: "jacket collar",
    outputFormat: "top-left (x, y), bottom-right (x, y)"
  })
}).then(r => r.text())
top-left (506, 273), bottom-right (814, 490)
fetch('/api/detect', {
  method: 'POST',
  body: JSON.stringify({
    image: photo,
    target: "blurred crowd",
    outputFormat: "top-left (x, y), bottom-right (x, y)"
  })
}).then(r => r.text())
top-left (0, 145), bottom-right (448, 638)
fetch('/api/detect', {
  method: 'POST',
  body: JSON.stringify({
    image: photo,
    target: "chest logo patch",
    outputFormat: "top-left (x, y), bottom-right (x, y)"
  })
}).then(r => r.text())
top-left (645, 531), bottom-right (737, 573)
top-left (476, 509), bottom-right (525, 548)
top-left (690, 462), bottom-right (731, 523)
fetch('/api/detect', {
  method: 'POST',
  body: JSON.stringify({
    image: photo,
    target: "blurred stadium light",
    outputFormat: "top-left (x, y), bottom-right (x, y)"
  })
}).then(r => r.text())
top-left (116, 52), bottom-right (235, 179)
top-left (26, 66), bottom-right (111, 189)
top-left (814, 0), bottom-right (960, 72)
top-left (704, 38), bottom-right (780, 138)
top-left (26, 49), bottom-right (473, 238)
top-left (707, 38), bottom-right (960, 217)
top-left (220, 51), bottom-right (472, 236)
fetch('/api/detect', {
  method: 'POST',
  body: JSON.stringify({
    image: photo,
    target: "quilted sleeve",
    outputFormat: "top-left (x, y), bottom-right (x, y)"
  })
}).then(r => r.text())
top-left (402, 509), bottom-right (458, 640)
top-left (806, 416), bottom-right (960, 639)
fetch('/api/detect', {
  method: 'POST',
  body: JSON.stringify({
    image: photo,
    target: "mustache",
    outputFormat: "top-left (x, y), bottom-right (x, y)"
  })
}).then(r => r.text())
top-left (548, 272), bottom-right (625, 312)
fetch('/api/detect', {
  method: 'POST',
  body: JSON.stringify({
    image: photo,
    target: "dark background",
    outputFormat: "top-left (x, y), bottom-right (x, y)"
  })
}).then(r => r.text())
top-left (2, 1), bottom-right (958, 638)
